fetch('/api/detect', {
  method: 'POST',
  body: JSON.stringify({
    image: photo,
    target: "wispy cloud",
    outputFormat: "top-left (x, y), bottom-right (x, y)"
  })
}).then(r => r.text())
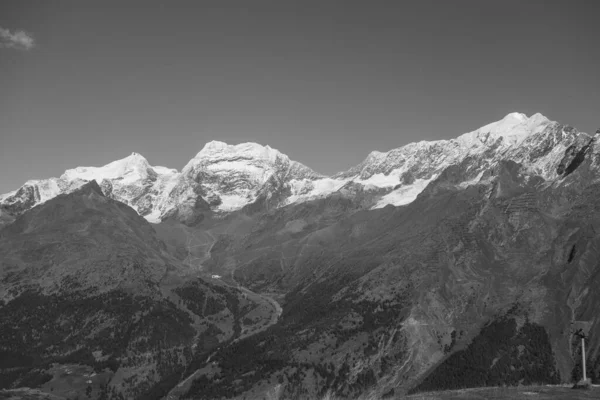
top-left (0, 26), bottom-right (35, 50)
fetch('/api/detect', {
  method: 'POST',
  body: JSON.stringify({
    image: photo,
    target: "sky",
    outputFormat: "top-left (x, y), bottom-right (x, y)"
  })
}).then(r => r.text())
top-left (1, 0), bottom-right (599, 194)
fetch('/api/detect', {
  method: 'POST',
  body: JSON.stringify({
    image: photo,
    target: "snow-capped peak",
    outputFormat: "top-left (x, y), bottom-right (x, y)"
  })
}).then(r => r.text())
top-left (457, 112), bottom-right (551, 148)
top-left (505, 112), bottom-right (527, 121)
top-left (199, 140), bottom-right (229, 152)
top-left (61, 152), bottom-right (157, 184)
top-left (485, 112), bottom-right (548, 133)
top-left (366, 150), bottom-right (386, 160)
top-left (329, 112), bottom-right (558, 209)
top-left (0, 111), bottom-right (579, 224)
top-left (176, 140), bottom-right (323, 213)
top-left (193, 140), bottom-right (283, 163)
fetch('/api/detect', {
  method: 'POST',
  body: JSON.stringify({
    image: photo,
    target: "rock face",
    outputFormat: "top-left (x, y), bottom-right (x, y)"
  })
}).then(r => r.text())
top-left (1, 113), bottom-right (587, 225)
top-left (163, 141), bottom-right (325, 223)
top-left (180, 141), bottom-right (323, 210)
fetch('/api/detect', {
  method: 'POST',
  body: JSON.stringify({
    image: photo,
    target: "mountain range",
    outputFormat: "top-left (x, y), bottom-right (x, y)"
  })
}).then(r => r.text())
top-left (1, 112), bottom-right (600, 399)
top-left (1, 112), bottom-right (564, 226)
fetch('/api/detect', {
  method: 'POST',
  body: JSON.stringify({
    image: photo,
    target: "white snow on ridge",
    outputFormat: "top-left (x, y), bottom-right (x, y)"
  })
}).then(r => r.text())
top-left (0, 190), bottom-right (15, 202)
top-left (0, 112), bottom-right (568, 220)
top-left (61, 153), bottom-right (158, 184)
top-left (356, 172), bottom-right (400, 187)
top-left (457, 112), bottom-right (551, 148)
top-left (0, 152), bottom-right (183, 223)
top-left (371, 176), bottom-right (436, 209)
top-left (34, 179), bottom-right (62, 203)
top-left (191, 141), bottom-right (281, 164)
top-left (179, 140), bottom-right (327, 213)
top-left (204, 161), bottom-right (272, 184)
top-left (1, 179), bottom-right (62, 205)
top-left (153, 166), bottom-right (178, 175)
top-left (284, 178), bottom-right (348, 205)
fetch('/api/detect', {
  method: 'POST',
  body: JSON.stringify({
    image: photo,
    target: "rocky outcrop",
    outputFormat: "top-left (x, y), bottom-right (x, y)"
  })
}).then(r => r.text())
top-left (557, 136), bottom-right (595, 177)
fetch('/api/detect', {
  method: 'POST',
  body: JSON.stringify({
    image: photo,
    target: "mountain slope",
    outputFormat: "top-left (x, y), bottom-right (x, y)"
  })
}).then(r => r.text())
top-left (166, 127), bottom-right (600, 398)
top-left (0, 181), bottom-right (274, 399)
top-left (2, 114), bottom-right (600, 399)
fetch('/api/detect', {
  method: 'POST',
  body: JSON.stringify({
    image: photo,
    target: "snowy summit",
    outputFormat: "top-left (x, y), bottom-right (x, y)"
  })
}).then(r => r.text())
top-left (1, 112), bottom-right (582, 223)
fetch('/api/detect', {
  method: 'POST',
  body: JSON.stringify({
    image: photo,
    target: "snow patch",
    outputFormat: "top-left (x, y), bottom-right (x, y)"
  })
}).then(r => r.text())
top-left (153, 166), bottom-right (178, 175)
top-left (285, 178), bottom-right (348, 205)
top-left (356, 172), bottom-right (400, 187)
top-left (216, 194), bottom-right (254, 211)
top-left (371, 176), bottom-right (436, 209)
top-left (144, 209), bottom-right (162, 223)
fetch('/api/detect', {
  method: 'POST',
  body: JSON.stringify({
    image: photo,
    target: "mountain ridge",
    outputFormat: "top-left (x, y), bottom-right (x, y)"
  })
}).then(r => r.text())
top-left (0, 112), bottom-right (584, 225)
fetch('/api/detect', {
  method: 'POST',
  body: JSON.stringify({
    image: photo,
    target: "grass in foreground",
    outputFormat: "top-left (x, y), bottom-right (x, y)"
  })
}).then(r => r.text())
top-left (265, 385), bottom-right (600, 400)
top-left (404, 385), bottom-right (600, 400)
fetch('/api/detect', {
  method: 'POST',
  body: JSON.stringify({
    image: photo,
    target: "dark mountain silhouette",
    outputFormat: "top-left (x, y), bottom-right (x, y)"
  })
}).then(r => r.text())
top-left (0, 181), bottom-right (273, 398)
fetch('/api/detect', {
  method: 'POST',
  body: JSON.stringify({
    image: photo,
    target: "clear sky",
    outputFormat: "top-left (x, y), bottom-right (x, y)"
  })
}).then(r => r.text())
top-left (1, 0), bottom-right (598, 194)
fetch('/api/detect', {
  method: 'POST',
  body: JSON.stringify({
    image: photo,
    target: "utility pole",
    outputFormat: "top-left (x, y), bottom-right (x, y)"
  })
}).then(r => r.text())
top-left (573, 329), bottom-right (591, 389)
top-left (582, 336), bottom-right (587, 382)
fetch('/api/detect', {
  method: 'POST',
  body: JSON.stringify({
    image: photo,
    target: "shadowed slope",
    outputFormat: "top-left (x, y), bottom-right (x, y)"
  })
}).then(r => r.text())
top-left (0, 181), bottom-right (270, 399)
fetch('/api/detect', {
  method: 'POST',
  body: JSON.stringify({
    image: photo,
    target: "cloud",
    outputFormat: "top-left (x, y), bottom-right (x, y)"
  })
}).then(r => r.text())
top-left (0, 26), bottom-right (35, 50)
